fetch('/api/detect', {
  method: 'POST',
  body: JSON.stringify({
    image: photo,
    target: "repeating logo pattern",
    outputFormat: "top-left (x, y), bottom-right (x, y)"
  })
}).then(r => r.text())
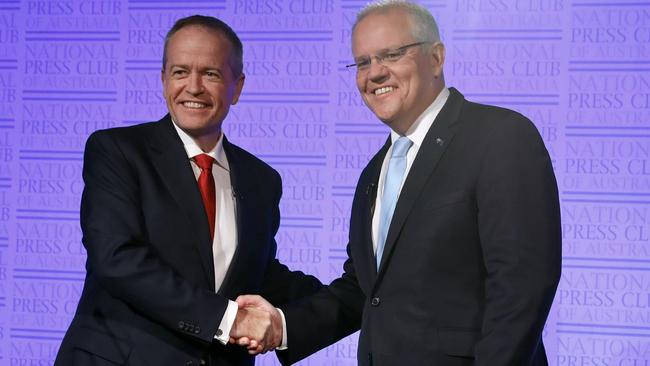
top-left (0, 1), bottom-right (648, 365)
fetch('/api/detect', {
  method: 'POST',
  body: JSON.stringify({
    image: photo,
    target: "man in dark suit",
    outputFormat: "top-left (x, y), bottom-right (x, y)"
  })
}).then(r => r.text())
top-left (236, 2), bottom-right (561, 365)
top-left (55, 15), bottom-right (321, 366)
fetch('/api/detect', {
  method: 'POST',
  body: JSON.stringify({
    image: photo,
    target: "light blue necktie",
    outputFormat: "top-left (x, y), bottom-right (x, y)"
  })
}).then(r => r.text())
top-left (376, 137), bottom-right (413, 268)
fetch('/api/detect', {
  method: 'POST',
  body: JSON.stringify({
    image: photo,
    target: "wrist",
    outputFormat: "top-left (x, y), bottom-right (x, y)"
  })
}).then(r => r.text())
top-left (271, 308), bottom-right (283, 348)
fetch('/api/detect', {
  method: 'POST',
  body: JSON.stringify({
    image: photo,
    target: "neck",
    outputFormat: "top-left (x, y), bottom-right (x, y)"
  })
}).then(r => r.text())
top-left (390, 84), bottom-right (446, 135)
top-left (194, 130), bottom-right (222, 153)
top-left (389, 119), bottom-right (412, 136)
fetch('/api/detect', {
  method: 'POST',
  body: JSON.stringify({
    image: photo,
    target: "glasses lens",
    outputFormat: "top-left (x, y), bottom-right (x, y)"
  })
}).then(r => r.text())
top-left (356, 58), bottom-right (371, 70)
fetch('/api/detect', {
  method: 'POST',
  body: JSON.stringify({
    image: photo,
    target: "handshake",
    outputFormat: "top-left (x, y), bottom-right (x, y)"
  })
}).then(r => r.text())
top-left (229, 295), bottom-right (282, 355)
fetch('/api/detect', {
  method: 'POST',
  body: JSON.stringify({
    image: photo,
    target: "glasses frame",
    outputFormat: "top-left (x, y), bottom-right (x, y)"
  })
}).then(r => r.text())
top-left (346, 41), bottom-right (431, 71)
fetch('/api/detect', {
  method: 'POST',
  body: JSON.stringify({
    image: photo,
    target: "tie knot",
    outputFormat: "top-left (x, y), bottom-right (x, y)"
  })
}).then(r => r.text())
top-left (391, 137), bottom-right (413, 158)
top-left (194, 154), bottom-right (214, 171)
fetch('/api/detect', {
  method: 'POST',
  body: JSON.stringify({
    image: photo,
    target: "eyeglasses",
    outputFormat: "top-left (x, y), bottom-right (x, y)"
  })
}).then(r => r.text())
top-left (346, 41), bottom-right (430, 71)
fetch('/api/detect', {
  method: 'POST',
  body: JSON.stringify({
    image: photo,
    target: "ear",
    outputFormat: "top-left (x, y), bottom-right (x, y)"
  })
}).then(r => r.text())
top-left (430, 42), bottom-right (445, 78)
top-left (231, 73), bottom-right (246, 105)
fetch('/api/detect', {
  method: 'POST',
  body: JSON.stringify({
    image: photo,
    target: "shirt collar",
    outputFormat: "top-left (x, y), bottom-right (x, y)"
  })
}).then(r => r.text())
top-left (390, 87), bottom-right (450, 147)
top-left (171, 120), bottom-right (230, 172)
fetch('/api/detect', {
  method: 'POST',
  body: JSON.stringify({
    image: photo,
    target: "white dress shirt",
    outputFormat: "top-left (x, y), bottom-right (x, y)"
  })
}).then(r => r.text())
top-left (371, 88), bottom-right (450, 253)
top-left (172, 122), bottom-right (239, 345)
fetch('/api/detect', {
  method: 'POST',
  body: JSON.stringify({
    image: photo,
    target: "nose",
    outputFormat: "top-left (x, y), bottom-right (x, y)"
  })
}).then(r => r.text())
top-left (186, 72), bottom-right (204, 95)
top-left (366, 59), bottom-right (389, 83)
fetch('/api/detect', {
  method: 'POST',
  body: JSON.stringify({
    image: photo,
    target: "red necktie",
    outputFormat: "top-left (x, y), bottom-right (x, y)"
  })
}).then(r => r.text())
top-left (194, 154), bottom-right (216, 240)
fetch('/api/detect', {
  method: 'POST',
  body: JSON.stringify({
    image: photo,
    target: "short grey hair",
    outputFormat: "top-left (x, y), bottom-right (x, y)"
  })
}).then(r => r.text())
top-left (353, 0), bottom-right (441, 43)
top-left (163, 15), bottom-right (243, 77)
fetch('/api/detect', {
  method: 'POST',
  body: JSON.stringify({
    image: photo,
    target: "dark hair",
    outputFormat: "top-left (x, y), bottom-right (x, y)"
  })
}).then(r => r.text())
top-left (162, 15), bottom-right (243, 76)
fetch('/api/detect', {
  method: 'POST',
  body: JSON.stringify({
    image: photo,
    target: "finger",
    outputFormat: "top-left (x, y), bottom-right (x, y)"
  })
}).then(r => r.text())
top-left (236, 337), bottom-right (251, 346)
top-left (236, 295), bottom-right (262, 308)
top-left (248, 344), bottom-right (264, 355)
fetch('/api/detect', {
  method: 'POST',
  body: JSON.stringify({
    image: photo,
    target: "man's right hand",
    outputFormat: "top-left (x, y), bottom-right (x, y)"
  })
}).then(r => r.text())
top-left (229, 295), bottom-right (282, 355)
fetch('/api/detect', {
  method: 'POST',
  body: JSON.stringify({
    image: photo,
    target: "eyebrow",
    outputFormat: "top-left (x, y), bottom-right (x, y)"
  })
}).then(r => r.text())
top-left (168, 64), bottom-right (223, 73)
top-left (166, 63), bottom-right (189, 70)
top-left (355, 45), bottom-right (408, 57)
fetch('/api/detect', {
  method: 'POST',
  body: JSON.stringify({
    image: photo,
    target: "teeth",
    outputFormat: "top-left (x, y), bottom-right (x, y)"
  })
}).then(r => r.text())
top-left (374, 86), bottom-right (394, 95)
top-left (183, 101), bottom-right (207, 108)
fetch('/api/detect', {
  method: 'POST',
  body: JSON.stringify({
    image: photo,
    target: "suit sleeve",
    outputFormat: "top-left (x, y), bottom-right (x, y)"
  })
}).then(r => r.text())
top-left (474, 113), bottom-right (561, 365)
top-left (274, 177), bottom-right (369, 365)
top-left (276, 251), bottom-right (364, 365)
top-left (80, 131), bottom-right (228, 343)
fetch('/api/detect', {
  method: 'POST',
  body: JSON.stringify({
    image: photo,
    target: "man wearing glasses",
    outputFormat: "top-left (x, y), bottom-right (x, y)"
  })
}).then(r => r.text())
top-left (235, 1), bottom-right (561, 365)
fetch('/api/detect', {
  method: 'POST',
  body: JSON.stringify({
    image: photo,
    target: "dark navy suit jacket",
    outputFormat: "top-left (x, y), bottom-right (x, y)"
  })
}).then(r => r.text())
top-left (56, 115), bottom-right (321, 366)
top-left (279, 88), bottom-right (561, 366)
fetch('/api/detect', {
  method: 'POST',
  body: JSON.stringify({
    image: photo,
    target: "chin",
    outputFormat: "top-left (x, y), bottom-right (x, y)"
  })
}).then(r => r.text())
top-left (370, 105), bottom-right (397, 118)
top-left (181, 114), bottom-right (210, 123)
top-left (375, 111), bottom-right (397, 122)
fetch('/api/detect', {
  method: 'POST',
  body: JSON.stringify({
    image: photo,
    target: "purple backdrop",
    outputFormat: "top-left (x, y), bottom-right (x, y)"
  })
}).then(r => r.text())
top-left (0, 0), bottom-right (649, 365)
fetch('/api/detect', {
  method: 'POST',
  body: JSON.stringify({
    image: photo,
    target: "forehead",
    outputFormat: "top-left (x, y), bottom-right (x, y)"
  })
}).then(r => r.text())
top-left (352, 9), bottom-right (414, 55)
top-left (166, 25), bottom-right (232, 62)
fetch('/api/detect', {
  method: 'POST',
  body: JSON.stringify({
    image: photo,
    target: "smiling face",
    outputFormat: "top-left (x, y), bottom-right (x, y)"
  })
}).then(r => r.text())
top-left (162, 25), bottom-right (244, 151)
top-left (352, 8), bottom-right (445, 134)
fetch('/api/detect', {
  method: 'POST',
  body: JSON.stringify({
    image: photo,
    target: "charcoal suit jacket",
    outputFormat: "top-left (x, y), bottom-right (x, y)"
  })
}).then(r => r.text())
top-left (278, 88), bottom-right (561, 366)
top-left (55, 115), bottom-right (321, 366)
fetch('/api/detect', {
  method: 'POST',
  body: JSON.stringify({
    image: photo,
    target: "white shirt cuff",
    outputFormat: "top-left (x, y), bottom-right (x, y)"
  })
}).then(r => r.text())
top-left (277, 307), bottom-right (288, 350)
top-left (214, 300), bottom-right (238, 344)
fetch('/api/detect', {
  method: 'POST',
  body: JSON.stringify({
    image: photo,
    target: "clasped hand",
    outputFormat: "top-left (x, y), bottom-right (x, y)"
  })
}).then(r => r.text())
top-left (229, 295), bottom-right (282, 355)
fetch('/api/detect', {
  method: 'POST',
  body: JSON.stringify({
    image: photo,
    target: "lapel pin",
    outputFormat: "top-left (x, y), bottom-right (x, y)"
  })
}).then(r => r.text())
top-left (435, 137), bottom-right (444, 146)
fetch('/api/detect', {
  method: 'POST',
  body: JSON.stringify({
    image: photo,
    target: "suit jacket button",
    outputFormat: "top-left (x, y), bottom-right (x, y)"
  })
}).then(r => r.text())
top-left (215, 328), bottom-right (223, 337)
top-left (371, 297), bottom-right (380, 306)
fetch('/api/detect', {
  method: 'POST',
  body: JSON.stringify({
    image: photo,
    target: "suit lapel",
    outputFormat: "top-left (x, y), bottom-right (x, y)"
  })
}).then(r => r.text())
top-left (148, 116), bottom-right (216, 290)
top-left (216, 138), bottom-right (253, 298)
top-left (359, 140), bottom-right (390, 282)
top-left (376, 88), bottom-right (466, 277)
